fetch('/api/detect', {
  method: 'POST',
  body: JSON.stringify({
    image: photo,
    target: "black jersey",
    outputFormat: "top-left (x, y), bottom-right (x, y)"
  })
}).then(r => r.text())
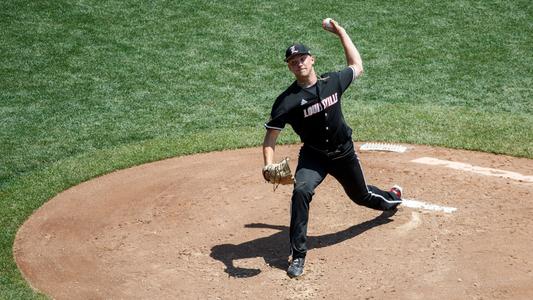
top-left (265, 66), bottom-right (357, 152)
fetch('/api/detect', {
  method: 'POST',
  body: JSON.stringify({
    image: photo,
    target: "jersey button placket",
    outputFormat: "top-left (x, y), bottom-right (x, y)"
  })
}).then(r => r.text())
top-left (324, 112), bottom-right (329, 144)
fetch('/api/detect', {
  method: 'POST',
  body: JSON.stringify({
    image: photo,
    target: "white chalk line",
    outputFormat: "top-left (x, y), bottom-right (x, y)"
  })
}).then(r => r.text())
top-left (411, 157), bottom-right (533, 183)
top-left (401, 198), bottom-right (457, 213)
top-left (395, 211), bottom-right (422, 234)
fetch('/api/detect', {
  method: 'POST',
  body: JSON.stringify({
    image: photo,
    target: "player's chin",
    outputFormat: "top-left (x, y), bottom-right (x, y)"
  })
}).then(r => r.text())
top-left (296, 69), bottom-right (308, 76)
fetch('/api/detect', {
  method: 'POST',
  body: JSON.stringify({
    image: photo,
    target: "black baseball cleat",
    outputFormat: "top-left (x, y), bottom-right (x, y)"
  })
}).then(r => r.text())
top-left (287, 257), bottom-right (305, 278)
top-left (384, 185), bottom-right (403, 211)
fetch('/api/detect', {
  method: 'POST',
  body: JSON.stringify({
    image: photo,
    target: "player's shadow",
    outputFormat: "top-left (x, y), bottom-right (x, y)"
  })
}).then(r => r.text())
top-left (210, 210), bottom-right (396, 278)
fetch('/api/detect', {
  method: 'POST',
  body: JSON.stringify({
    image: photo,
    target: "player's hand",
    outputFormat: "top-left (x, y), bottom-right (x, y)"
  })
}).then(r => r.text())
top-left (262, 158), bottom-right (294, 185)
top-left (323, 18), bottom-right (345, 35)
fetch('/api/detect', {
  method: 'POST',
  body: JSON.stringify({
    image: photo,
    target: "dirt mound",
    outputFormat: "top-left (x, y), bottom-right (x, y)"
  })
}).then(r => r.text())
top-left (14, 143), bottom-right (533, 299)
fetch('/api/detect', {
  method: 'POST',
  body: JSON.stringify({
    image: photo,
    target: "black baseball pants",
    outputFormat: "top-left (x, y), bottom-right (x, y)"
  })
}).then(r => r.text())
top-left (289, 141), bottom-right (401, 259)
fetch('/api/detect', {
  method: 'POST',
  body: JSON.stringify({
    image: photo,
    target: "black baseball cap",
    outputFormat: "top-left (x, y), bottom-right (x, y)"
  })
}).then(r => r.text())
top-left (284, 43), bottom-right (311, 62)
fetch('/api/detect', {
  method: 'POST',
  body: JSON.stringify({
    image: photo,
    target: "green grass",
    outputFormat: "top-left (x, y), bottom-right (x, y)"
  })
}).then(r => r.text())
top-left (1, 0), bottom-right (532, 298)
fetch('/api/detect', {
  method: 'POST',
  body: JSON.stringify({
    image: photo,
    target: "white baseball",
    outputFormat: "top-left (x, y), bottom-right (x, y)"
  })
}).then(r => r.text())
top-left (322, 18), bottom-right (335, 32)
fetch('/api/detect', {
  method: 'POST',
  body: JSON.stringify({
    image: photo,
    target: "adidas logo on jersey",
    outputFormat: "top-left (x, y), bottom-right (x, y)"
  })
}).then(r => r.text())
top-left (300, 99), bottom-right (308, 106)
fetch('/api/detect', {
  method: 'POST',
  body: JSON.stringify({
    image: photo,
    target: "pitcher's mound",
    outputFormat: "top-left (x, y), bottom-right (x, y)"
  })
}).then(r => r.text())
top-left (14, 143), bottom-right (533, 299)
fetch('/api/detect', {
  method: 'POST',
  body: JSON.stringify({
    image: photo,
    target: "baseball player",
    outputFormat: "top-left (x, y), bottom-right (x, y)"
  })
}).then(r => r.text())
top-left (262, 19), bottom-right (403, 278)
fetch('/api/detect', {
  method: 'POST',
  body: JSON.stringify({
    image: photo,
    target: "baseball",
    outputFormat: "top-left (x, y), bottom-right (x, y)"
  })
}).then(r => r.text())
top-left (322, 18), bottom-right (335, 32)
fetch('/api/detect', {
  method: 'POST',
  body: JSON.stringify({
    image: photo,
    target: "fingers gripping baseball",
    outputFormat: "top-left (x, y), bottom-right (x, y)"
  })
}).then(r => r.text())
top-left (262, 157), bottom-right (295, 186)
top-left (322, 18), bottom-right (344, 35)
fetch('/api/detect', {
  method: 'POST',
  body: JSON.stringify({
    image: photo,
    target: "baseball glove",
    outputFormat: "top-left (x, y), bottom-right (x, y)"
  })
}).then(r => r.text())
top-left (262, 157), bottom-right (295, 187)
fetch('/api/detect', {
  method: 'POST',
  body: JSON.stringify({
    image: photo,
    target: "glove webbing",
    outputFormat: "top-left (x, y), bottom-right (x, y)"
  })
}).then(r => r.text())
top-left (271, 162), bottom-right (285, 191)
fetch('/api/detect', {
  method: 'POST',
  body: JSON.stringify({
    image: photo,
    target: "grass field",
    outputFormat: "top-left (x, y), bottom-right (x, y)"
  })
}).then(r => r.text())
top-left (1, 0), bottom-right (532, 298)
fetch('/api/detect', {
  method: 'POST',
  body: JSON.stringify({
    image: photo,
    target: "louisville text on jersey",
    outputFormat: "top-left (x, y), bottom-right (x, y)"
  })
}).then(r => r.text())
top-left (303, 92), bottom-right (338, 118)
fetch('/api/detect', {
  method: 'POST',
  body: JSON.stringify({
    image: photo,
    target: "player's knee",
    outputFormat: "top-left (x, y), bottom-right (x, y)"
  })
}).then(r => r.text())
top-left (350, 192), bottom-right (383, 210)
top-left (349, 194), bottom-right (368, 206)
top-left (344, 188), bottom-right (368, 205)
top-left (292, 182), bottom-right (314, 201)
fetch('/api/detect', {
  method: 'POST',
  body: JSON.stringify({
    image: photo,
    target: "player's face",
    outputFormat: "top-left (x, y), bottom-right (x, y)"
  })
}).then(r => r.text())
top-left (287, 54), bottom-right (315, 77)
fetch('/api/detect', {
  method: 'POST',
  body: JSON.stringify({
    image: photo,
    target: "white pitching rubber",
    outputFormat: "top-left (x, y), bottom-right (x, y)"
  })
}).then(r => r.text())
top-left (360, 143), bottom-right (407, 153)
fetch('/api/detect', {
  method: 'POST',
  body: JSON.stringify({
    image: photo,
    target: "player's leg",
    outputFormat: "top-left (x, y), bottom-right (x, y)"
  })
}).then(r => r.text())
top-left (290, 148), bottom-right (327, 260)
top-left (329, 143), bottom-right (401, 211)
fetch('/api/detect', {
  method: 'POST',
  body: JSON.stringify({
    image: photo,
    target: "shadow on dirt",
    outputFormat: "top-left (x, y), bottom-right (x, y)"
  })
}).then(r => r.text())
top-left (210, 210), bottom-right (396, 278)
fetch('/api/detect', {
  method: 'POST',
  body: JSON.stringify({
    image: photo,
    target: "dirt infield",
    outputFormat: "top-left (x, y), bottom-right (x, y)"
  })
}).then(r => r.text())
top-left (13, 143), bottom-right (533, 299)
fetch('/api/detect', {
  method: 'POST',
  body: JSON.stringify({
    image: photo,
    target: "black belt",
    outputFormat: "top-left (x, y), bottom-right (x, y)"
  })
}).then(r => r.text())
top-left (304, 139), bottom-right (352, 158)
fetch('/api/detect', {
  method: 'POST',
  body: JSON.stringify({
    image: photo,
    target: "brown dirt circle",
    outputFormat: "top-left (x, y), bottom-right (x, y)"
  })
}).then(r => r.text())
top-left (14, 143), bottom-right (533, 300)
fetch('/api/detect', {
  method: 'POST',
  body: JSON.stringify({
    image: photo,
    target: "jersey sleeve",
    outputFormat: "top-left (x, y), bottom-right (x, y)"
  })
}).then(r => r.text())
top-left (264, 97), bottom-right (288, 130)
top-left (264, 113), bottom-right (287, 130)
top-left (338, 66), bottom-right (357, 92)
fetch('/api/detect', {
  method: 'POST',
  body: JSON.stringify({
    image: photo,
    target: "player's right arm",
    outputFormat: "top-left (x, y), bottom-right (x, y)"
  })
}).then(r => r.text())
top-left (263, 129), bottom-right (281, 166)
top-left (328, 20), bottom-right (363, 78)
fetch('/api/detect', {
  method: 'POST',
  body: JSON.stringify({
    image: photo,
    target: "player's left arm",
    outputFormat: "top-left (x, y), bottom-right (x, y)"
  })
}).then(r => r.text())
top-left (262, 128), bottom-right (280, 166)
top-left (329, 20), bottom-right (363, 78)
